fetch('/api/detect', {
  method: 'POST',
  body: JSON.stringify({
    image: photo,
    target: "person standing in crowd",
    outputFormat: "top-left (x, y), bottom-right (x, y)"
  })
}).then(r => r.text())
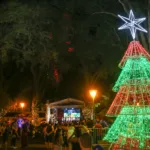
top-left (0, 125), bottom-right (5, 147)
top-left (100, 118), bottom-right (108, 128)
top-left (79, 132), bottom-right (92, 150)
top-left (62, 124), bottom-right (69, 150)
top-left (11, 128), bottom-right (18, 149)
top-left (53, 127), bottom-right (63, 150)
top-left (21, 123), bottom-right (28, 148)
top-left (2, 125), bottom-right (9, 150)
top-left (68, 126), bottom-right (81, 150)
top-left (32, 127), bottom-right (36, 139)
top-left (43, 125), bottom-right (48, 147)
top-left (46, 124), bottom-right (54, 150)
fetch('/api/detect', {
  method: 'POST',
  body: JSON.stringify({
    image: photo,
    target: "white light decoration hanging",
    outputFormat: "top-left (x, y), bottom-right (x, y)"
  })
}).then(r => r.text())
top-left (118, 10), bottom-right (147, 39)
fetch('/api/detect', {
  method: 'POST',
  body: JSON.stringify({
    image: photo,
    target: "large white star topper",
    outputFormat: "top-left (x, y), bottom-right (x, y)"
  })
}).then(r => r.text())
top-left (118, 10), bottom-right (147, 39)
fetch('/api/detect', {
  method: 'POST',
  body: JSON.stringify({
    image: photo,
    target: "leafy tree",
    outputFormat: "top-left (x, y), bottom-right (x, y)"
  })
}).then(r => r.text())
top-left (0, 1), bottom-right (59, 123)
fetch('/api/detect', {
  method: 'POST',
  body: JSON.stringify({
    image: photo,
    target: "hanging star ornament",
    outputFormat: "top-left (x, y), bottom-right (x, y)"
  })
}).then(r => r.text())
top-left (118, 10), bottom-right (147, 39)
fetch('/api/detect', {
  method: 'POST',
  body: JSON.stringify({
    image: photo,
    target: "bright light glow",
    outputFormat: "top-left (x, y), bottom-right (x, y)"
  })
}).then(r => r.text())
top-left (104, 106), bottom-right (150, 149)
top-left (46, 107), bottom-right (50, 123)
top-left (118, 10), bottom-right (147, 39)
top-left (89, 90), bottom-right (97, 101)
top-left (20, 102), bottom-right (25, 108)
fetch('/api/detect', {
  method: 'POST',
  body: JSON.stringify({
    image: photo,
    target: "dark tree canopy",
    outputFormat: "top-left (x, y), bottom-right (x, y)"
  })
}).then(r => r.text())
top-left (0, 0), bottom-right (148, 115)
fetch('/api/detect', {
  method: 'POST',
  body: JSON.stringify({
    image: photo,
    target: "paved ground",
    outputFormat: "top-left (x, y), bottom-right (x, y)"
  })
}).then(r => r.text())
top-left (0, 145), bottom-right (46, 150)
top-left (0, 136), bottom-right (110, 150)
top-left (0, 135), bottom-right (47, 150)
top-left (0, 147), bottom-right (46, 150)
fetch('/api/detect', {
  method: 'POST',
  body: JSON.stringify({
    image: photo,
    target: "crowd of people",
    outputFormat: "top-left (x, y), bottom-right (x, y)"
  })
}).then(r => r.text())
top-left (41, 118), bottom-right (108, 150)
top-left (0, 120), bottom-right (29, 149)
top-left (43, 121), bottom-right (93, 150)
top-left (0, 118), bottom-right (108, 150)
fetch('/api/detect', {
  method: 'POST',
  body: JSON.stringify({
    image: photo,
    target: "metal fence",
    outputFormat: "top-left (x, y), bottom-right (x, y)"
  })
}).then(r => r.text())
top-left (88, 127), bottom-right (108, 144)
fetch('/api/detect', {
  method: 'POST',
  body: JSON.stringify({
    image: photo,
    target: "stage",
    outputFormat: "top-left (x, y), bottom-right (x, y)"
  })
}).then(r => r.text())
top-left (46, 98), bottom-right (85, 122)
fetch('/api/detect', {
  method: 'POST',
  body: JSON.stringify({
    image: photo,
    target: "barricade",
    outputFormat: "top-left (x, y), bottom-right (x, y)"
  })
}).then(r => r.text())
top-left (88, 127), bottom-right (108, 144)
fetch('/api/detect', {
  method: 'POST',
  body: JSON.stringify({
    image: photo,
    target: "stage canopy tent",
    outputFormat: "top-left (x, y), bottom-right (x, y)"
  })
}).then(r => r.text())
top-left (46, 98), bottom-right (85, 122)
top-left (47, 98), bottom-right (85, 109)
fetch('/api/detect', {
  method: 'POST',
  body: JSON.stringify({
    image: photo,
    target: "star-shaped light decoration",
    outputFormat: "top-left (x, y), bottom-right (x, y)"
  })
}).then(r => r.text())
top-left (118, 10), bottom-right (147, 39)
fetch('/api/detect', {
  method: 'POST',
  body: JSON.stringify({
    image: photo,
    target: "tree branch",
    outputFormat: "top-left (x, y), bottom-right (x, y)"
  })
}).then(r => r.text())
top-left (118, 0), bottom-right (129, 13)
top-left (91, 11), bottom-right (117, 18)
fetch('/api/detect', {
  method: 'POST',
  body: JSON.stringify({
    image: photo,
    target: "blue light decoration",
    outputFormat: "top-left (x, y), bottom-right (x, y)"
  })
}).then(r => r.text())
top-left (118, 10), bottom-right (147, 39)
top-left (17, 118), bottom-right (24, 128)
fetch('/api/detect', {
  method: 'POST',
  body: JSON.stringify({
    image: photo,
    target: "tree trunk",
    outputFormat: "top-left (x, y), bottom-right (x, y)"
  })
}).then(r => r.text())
top-left (31, 65), bottom-right (40, 126)
top-left (32, 94), bottom-right (39, 126)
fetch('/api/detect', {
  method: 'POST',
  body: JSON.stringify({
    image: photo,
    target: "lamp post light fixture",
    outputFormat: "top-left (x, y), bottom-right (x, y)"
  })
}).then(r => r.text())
top-left (89, 90), bottom-right (97, 123)
top-left (20, 102), bottom-right (25, 111)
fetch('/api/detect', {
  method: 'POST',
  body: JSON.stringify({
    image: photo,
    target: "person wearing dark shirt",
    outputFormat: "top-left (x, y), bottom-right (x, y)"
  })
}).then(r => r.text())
top-left (46, 124), bottom-right (54, 150)
top-left (11, 128), bottom-right (18, 148)
top-left (62, 128), bottom-right (68, 150)
top-left (21, 124), bottom-right (28, 148)
top-left (79, 132), bottom-right (92, 150)
top-left (68, 126), bottom-right (81, 150)
top-left (2, 125), bottom-right (9, 149)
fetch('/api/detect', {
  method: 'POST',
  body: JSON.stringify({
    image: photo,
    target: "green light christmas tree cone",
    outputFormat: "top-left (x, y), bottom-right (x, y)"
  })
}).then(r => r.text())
top-left (104, 106), bottom-right (150, 149)
top-left (106, 55), bottom-right (150, 116)
top-left (113, 56), bottom-right (150, 92)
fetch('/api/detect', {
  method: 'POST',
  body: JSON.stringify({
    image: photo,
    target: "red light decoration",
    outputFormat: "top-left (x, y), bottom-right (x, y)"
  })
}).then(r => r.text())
top-left (63, 12), bottom-right (71, 19)
top-left (119, 41), bottom-right (150, 68)
top-left (106, 85), bottom-right (150, 116)
top-left (54, 68), bottom-right (59, 82)
top-left (68, 47), bottom-right (74, 52)
top-left (112, 138), bottom-right (141, 150)
top-left (49, 33), bottom-right (53, 40)
top-left (65, 41), bottom-right (71, 45)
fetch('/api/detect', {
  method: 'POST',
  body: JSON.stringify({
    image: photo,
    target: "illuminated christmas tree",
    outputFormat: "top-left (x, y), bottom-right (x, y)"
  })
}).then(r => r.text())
top-left (104, 10), bottom-right (150, 149)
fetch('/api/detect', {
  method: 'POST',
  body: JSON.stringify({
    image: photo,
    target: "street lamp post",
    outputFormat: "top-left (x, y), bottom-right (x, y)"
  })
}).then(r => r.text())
top-left (20, 102), bottom-right (25, 111)
top-left (89, 90), bottom-right (97, 124)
